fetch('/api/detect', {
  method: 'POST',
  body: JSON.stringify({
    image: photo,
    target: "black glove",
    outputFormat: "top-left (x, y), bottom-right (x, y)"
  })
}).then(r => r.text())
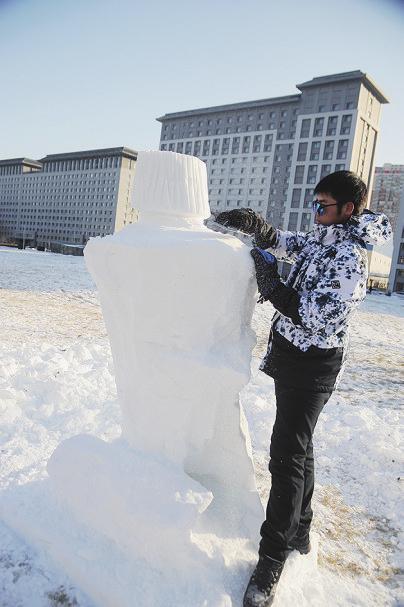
top-left (250, 248), bottom-right (281, 301)
top-left (215, 208), bottom-right (277, 249)
top-left (250, 248), bottom-right (302, 325)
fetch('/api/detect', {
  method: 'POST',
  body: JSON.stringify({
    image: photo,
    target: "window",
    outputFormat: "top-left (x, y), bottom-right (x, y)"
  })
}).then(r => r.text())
top-left (294, 165), bottom-right (305, 184)
top-left (242, 136), bottom-right (251, 153)
top-left (323, 140), bottom-right (334, 160)
top-left (346, 101), bottom-right (354, 109)
top-left (310, 141), bottom-right (321, 161)
top-left (253, 135), bottom-right (262, 152)
top-left (222, 137), bottom-right (230, 154)
top-left (307, 165), bottom-right (318, 184)
top-left (297, 142), bottom-right (308, 161)
top-left (300, 119), bottom-right (311, 138)
top-left (314, 117), bottom-right (324, 137)
top-left (303, 188), bottom-right (314, 208)
top-left (194, 141), bottom-right (201, 156)
top-left (176, 142), bottom-right (183, 153)
top-left (337, 139), bottom-right (348, 159)
top-left (202, 140), bottom-right (210, 156)
top-left (340, 114), bottom-right (352, 135)
top-left (212, 139), bottom-right (220, 155)
top-left (288, 212), bottom-right (298, 230)
top-left (327, 116), bottom-right (338, 136)
top-left (332, 103), bottom-right (340, 111)
top-left (320, 164), bottom-right (331, 178)
top-left (291, 188), bottom-right (301, 208)
top-left (232, 137), bottom-right (240, 154)
top-left (300, 212), bottom-right (311, 231)
top-left (263, 134), bottom-right (273, 152)
top-left (335, 163), bottom-right (345, 171)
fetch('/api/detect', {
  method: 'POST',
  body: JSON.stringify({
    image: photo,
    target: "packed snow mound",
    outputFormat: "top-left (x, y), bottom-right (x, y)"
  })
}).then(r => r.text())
top-left (42, 151), bottom-right (264, 605)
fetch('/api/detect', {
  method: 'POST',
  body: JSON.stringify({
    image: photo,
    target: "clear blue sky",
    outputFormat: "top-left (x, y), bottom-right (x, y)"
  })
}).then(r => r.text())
top-left (1, 0), bottom-right (403, 165)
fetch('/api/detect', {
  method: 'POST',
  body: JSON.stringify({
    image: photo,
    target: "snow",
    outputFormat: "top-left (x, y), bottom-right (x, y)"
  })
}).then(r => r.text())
top-left (1, 243), bottom-right (403, 606)
top-left (35, 151), bottom-right (263, 605)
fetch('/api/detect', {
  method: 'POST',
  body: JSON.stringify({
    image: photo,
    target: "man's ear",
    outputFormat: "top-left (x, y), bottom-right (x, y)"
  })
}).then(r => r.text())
top-left (345, 201), bottom-right (354, 218)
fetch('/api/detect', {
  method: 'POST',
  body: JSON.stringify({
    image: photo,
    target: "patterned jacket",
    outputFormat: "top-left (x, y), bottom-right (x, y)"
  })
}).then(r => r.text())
top-left (265, 210), bottom-right (392, 353)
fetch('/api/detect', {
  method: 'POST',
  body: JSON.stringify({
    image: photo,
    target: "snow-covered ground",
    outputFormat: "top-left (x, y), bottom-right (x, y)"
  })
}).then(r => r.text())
top-left (0, 246), bottom-right (403, 606)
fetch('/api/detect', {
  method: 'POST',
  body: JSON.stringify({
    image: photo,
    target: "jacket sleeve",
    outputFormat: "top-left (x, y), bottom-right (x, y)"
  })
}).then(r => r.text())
top-left (296, 247), bottom-right (368, 333)
top-left (267, 229), bottom-right (308, 263)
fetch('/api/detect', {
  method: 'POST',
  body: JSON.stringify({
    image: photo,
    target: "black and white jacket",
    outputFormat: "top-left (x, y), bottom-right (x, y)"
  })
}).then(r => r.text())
top-left (265, 210), bottom-right (392, 353)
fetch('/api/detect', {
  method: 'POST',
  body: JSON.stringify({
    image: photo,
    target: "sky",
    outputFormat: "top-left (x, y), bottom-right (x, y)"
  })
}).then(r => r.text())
top-left (0, 0), bottom-right (403, 166)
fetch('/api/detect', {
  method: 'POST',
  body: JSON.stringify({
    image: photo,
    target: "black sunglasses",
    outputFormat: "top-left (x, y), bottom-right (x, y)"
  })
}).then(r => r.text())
top-left (311, 200), bottom-right (340, 216)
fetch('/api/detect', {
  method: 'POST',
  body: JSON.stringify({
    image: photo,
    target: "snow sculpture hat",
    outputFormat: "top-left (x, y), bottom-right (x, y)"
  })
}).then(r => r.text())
top-left (131, 151), bottom-right (210, 220)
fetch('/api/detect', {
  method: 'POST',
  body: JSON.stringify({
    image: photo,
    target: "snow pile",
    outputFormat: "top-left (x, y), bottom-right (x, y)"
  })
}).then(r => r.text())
top-left (2, 151), bottom-right (264, 606)
top-left (0, 247), bottom-right (403, 606)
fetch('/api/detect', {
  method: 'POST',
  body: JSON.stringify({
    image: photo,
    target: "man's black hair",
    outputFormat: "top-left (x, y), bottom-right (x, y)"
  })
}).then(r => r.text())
top-left (314, 171), bottom-right (367, 215)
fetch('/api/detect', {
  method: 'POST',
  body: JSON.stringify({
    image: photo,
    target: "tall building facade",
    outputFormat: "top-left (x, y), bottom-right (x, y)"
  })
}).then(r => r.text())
top-left (0, 147), bottom-right (137, 250)
top-left (370, 164), bottom-right (404, 232)
top-left (388, 189), bottom-right (404, 293)
top-left (157, 71), bottom-right (388, 231)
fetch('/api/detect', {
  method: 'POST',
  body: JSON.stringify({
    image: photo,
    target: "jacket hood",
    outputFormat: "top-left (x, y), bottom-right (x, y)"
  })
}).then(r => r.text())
top-left (313, 210), bottom-right (392, 247)
top-left (347, 210), bottom-right (392, 245)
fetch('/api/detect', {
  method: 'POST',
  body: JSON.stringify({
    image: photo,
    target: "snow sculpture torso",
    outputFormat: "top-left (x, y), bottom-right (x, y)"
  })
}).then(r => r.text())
top-left (84, 150), bottom-right (262, 535)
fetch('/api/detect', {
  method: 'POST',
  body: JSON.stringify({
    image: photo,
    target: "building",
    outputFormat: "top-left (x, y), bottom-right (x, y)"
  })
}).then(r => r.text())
top-left (388, 189), bottom-right (404, 293)
top-left (367, 246), bottom-right (392, 290)
top-left (0, 147), bottom-right (137, 252)
top-left (157, 70), bottom-right (388, 232)
top-left (370, 164), bottom-right (404, 232)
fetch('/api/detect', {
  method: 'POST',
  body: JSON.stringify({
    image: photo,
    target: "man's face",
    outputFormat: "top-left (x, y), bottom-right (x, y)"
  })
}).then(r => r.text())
top-left (313, 192), bottom-right (354, 226)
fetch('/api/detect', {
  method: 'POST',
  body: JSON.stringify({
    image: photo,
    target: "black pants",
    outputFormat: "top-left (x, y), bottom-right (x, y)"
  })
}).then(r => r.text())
top-left (258, 381), bottom-right (333, 562)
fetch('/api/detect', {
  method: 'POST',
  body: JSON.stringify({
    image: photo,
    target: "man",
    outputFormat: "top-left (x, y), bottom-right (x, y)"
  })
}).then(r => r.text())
top-left (215, 171), bottom-right (392, 607)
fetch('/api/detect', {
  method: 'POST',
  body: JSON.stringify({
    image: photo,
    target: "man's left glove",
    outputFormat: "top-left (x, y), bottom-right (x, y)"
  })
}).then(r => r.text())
top-left (250, 247), bottom-right (281, 301)
top-left (214, 208), bottom-right (277, 249)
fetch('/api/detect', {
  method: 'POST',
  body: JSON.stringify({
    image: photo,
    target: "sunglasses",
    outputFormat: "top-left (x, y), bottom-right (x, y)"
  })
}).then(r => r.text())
top-left (311, 200), bottom-right (340, 216)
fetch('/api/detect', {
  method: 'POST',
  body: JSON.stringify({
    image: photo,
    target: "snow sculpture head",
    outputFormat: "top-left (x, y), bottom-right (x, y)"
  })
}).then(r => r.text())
top-left (131, 151), bottom-right (211, 221)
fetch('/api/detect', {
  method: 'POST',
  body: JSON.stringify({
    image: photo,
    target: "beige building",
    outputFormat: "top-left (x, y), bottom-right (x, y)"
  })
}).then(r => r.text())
top-left (388, 189), bottom-right (404, 293)
top-left (367, 247), bottom-right (392, 289)
top-left (370, 164), bottom-right (404, 233)
top-left (158, 70), bottom-right (388, 232)
top-left (0, 147), bottom-right (137, 252)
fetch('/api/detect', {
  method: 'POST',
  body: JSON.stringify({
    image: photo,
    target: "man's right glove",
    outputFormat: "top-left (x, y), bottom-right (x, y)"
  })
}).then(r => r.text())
top-left (250, 248), bottom-right (281, 301)
top-left (250, 247), bottom-right (302, 326)
top-left (215, 208), bottom-right (277, 249)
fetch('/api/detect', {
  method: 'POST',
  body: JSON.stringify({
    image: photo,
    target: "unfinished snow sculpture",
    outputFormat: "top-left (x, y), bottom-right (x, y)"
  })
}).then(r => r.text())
top-left (84, 151), bottom-right (262, 532)
top-left (44, 151), bottom-right (263, 605)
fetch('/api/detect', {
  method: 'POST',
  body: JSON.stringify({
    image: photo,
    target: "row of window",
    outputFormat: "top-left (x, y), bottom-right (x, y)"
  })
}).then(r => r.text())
top-left (300, 114), bottom-right (352, 138)
top-left (162, 104), bottom-right (355, 137)
top-left (161, 134), bottom-right (274, 156)
top-left (297, 139), bottom-right (349, 162)
top-left (294, 162), bottom-right (346, 185)
top-left (163, 109), bottom-right (297, 131)
top-left (0, 172), bottom-right (117, 183)
top-left (0, 157), bottom-right (122, 176)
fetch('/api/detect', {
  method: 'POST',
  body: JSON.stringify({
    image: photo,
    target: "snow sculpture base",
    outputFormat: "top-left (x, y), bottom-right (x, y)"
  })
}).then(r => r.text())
top-left (47, 436), bottom-right (213, 571)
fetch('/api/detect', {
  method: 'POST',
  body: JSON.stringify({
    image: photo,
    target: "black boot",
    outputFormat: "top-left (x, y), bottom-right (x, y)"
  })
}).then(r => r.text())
top-left (288, 527), bottom-right (311, 555)
top-left (243, 555), bottom-right (284, 607)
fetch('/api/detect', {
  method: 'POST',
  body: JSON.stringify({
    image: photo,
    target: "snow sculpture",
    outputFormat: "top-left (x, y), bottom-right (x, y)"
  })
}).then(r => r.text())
top-left (45, 151), bottom-right (263, 604)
